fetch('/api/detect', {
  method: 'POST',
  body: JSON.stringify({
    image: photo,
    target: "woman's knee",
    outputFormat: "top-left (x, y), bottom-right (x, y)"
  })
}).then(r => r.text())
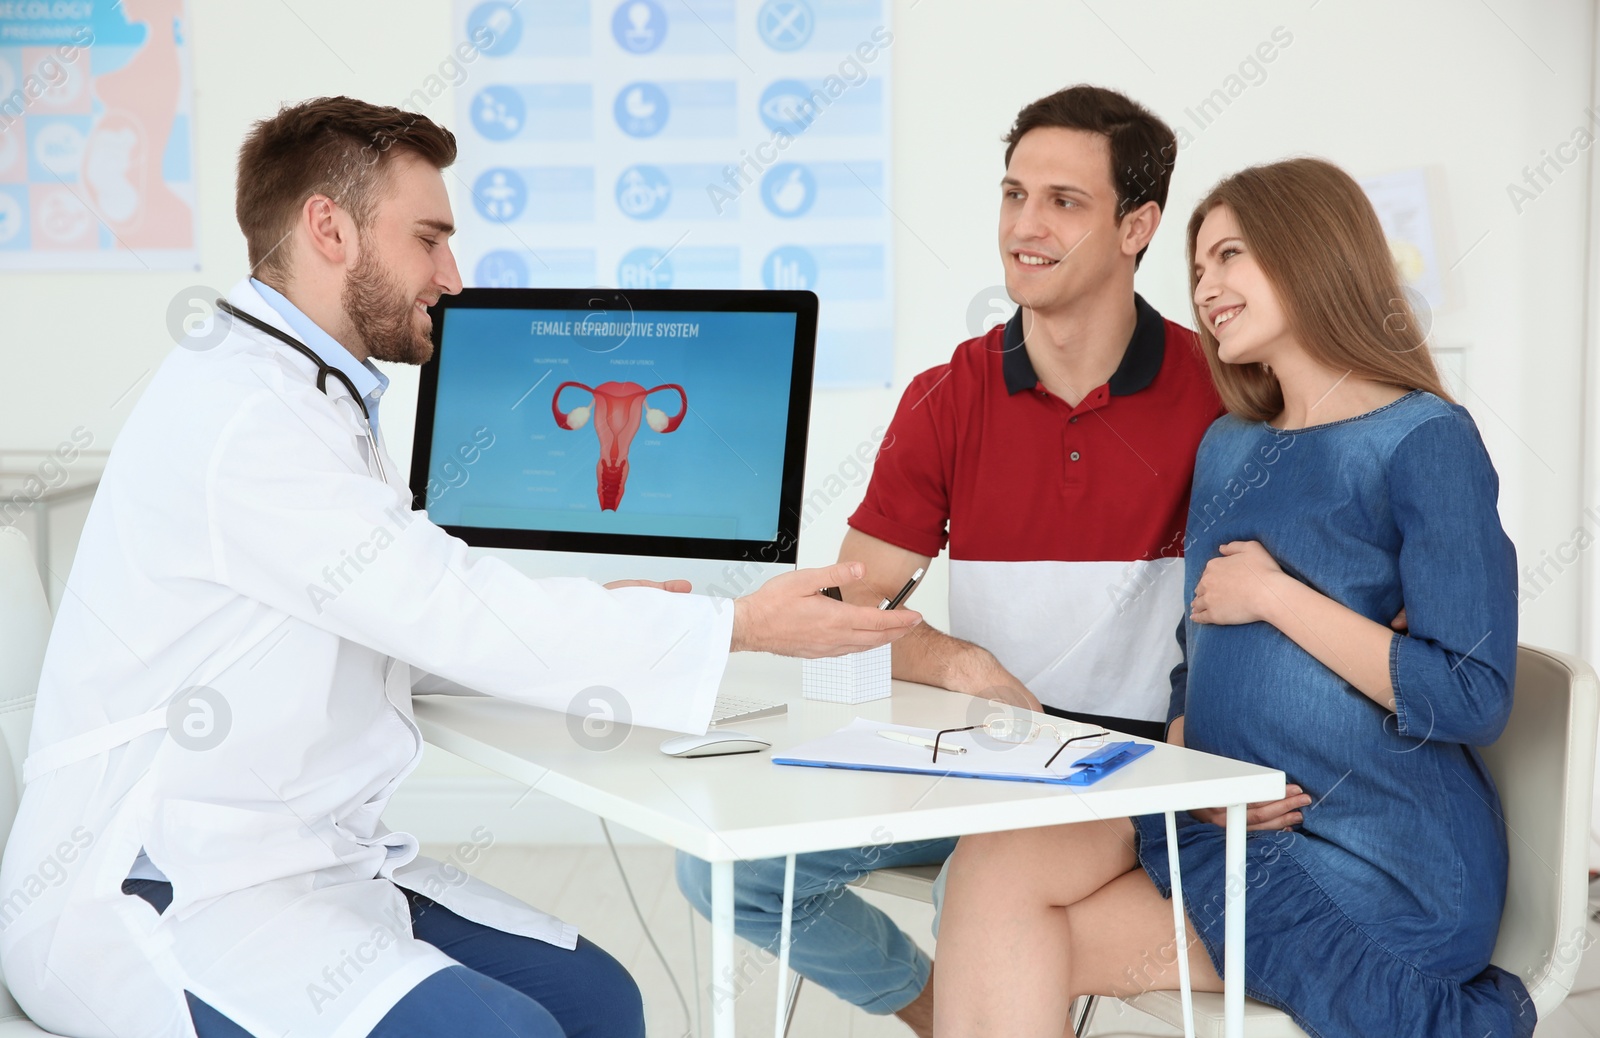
top-left (943, 831), bottom-right (1038, 911)
top-left (948, 820), bottom-right (1136, 899)
top-left (949, 825), bottom-right (1055, 875)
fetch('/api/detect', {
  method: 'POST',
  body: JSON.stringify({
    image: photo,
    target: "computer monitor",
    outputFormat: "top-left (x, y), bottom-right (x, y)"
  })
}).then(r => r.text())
top-left (410, 287), bottom-right (818, 598)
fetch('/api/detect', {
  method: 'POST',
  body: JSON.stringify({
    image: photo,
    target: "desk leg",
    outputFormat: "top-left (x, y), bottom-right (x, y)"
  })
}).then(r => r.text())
top-left (1163, 811), bottom-right (1196, 1038)
top-left (712, 860), bottom-right (734, 1038)
top-left (1224, 803), bottom-right (1246, 1038)
top-left (773, 854), bottom-right (796, 1038)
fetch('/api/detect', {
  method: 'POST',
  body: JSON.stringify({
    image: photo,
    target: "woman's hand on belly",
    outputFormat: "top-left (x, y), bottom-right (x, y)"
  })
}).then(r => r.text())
top-left (1191, 540), bottom-right (1398, 711)
top-left (1190, 540), bottom-right (1286, 626)
top-left (1190, 784), bottom-right (1313, 831)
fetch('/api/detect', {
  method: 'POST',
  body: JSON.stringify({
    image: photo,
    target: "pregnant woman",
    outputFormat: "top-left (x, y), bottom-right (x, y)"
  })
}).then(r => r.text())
top-left (932, 158), bottom-right (1532, 1038)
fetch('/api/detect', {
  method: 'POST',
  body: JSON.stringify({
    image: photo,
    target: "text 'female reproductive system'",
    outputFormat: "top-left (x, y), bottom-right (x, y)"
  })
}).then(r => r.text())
top-left (552, 382), bottom-right (689, 510)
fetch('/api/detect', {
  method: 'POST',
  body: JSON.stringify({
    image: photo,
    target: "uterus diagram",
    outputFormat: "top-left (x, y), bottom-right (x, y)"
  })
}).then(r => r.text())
top-left (552, 381), bottom-right (688, 510)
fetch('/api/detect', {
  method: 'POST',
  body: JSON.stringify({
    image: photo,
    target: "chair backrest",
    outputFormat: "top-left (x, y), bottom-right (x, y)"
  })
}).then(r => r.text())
top-left (1482, 644), bottom-right (1600, 1016)
top-left (0, 527), bottom-right (47, 833)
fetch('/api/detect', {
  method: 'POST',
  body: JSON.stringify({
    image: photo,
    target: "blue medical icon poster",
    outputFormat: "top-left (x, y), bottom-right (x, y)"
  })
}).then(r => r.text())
top-left (452, 0), bottom-right (895, 387)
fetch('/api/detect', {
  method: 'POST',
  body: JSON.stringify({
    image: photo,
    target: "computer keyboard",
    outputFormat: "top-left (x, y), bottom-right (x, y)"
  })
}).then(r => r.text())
top-left (710, 692), bottom-right (788, 726)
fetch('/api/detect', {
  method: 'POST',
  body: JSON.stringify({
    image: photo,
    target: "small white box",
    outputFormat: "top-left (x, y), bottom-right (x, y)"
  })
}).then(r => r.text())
top-left (802, 644), bottom-right (891, 703)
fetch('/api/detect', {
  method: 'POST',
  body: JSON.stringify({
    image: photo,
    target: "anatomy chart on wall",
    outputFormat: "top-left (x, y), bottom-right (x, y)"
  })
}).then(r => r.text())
top-left (0, 1), bottom-right (198, 270)
top-left (452, 0), bottom-right (894, 387)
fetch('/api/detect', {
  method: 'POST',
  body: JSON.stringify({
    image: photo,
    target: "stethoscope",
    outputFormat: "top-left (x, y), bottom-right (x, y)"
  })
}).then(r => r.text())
top-left (216, 299), bottom-right (389, 483)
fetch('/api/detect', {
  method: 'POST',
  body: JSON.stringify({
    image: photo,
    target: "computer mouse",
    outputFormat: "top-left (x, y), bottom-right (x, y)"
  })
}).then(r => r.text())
top-left (659, 730), bottom-right (772, 758)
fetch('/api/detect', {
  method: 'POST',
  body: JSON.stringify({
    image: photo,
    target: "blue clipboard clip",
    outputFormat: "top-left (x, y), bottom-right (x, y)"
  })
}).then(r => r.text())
top-left (1060, 740), bottom-right (1153, 786)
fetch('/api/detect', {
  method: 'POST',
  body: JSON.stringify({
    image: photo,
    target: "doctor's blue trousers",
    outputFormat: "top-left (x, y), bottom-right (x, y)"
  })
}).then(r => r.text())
top-left (123, 880), bottom-right (645, 1038)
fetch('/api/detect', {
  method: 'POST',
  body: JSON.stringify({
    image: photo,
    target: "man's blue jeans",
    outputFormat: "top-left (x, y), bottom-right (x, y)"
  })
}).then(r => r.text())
top-left (674, 837), bottom-right (957, 1014)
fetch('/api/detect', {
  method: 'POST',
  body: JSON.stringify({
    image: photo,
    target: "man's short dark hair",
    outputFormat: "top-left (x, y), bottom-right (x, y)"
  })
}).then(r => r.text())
top-left (236, 96), bottom-right (457, 284)
top-left (1003, 85), bottom-right (1177, 267)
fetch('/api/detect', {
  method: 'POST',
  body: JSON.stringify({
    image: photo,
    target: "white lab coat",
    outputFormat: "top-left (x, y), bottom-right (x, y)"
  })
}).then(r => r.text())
top-left (0, 278), bottom-right (734, 1037)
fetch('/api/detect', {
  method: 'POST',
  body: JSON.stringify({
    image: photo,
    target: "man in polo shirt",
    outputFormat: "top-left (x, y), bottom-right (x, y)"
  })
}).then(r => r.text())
top-left (677, 85), bottom-right (1221, 1036)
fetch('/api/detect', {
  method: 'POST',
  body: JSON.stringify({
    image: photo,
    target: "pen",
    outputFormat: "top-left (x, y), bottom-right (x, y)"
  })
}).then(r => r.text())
top-left (877, 729), bottom-right (964, 754)
top-left (880, 567), bottom-right (926, 611)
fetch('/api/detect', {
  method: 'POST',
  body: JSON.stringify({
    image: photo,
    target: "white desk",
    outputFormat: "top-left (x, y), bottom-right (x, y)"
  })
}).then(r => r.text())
top-left (414, 652), bottom-right (1285, 1038)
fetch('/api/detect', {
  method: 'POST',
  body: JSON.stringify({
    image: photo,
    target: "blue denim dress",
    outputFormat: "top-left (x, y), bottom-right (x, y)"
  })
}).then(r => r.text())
top-left (1132, 392), bottom-right (1535, 1038)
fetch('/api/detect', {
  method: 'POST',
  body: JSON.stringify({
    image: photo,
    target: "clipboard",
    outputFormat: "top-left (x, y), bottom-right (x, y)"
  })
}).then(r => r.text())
top-left (771, 719), bottom-right (1154, 787)
top-left (1060, 740), bottom-right (1154, 785)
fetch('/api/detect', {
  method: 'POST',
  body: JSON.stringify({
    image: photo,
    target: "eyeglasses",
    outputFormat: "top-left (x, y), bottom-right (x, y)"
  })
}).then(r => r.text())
top-left (931, 718), bottom-right (1109, 767)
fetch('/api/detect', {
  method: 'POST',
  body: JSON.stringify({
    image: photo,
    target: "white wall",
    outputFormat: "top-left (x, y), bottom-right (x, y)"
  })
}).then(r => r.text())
top-left (2, 0), bottom-right (1594, 839)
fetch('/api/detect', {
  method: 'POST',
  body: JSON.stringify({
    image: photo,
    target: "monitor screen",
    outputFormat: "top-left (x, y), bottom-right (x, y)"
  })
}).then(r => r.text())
top-left (411, 288), bottom-right (818, 566)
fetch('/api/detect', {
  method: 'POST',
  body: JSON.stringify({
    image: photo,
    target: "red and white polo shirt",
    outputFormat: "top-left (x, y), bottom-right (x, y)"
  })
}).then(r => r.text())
top-left (849, 295), bottom-right (1222, 727)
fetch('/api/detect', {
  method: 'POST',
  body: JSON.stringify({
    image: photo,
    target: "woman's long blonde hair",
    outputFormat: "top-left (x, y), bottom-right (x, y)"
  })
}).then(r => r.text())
top-left (1186, 158), bottom-right (1454, 421)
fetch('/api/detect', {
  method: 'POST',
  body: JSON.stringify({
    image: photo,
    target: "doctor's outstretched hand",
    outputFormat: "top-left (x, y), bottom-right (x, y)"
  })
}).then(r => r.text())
top-left (731, 562), bottom-right (922, 658)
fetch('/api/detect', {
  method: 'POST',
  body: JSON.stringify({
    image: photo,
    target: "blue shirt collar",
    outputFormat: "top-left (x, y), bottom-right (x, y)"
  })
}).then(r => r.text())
top-left (250, 278), bottom-right (390, 428)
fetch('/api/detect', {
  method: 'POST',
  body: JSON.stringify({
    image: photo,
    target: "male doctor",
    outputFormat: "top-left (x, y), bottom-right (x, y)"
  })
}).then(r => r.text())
top-left (0, 96), bottom-right (919, 1038)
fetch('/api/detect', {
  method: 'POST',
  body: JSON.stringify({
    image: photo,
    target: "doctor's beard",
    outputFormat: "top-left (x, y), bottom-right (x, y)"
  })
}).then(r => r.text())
top-left (341, 246), bottom-right (434, 365)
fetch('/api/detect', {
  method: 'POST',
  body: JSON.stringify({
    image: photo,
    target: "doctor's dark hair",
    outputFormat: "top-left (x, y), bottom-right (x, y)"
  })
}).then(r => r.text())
top-left (1185, 158), bottom-right (1454, 422)
top-left (236, 96), bottom-right (457, 284)
top-left (1002, 85), bottom-right (1177, 268)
